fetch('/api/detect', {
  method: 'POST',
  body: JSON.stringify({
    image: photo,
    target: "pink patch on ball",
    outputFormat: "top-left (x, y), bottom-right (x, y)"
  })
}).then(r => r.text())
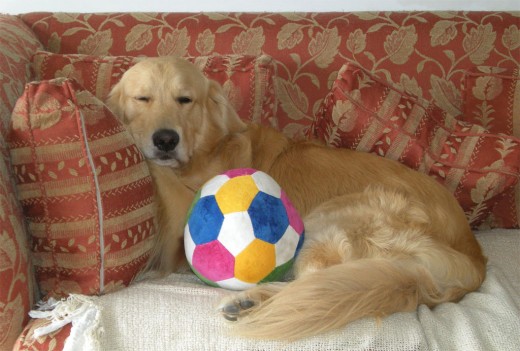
top-left (192, 241), bottom-right (235, 282)
top-left (281, 192), bottom-right (304, 235)
top-left (224, 168), bottom-right (257, 178)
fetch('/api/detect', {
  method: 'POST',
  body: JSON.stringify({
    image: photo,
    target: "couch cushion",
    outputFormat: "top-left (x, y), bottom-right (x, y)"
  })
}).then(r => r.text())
top-left (461, 67), bottom-right (520, 228)
top-left (8, 78), bottom-right (156, 299)
top-left (32, 51), bottom-right (277, 127)
top-left (19, 228), bottom-right (520, 351)
top-left (312, 63), bottom-right (520, 228)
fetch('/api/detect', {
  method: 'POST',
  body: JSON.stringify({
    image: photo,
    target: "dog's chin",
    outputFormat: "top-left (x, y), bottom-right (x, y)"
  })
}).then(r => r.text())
top-left (150, 158), bottom-right (181, 168)
top-left (148, 151), bottom-right (187, 168)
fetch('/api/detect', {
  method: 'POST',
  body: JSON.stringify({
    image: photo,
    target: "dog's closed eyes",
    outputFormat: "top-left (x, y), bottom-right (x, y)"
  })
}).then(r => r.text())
top-left (132, 95), bottom-right (192, 107)
top-left (176, 96), bottom-right (192, 104)
top-left (134, 96), bottom-right (151, 102)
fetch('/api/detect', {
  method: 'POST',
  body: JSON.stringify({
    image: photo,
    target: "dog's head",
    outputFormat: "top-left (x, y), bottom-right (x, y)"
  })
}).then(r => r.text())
top-left (107, 57), bottom-right (246, 168)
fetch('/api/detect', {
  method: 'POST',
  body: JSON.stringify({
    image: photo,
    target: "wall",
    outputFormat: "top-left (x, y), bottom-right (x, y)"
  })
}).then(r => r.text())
top-left (1, 0), bottom-right (519, 14)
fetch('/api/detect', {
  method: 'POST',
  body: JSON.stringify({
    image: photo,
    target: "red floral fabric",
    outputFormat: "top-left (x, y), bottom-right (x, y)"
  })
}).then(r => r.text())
top-left (462, 67), bottom-right (520, 135)
top-left (21, 12), bottom-right (520, 138)
top-left (32, 52), bottom-right (277, 126)
top-left (312, 63), bottom-right (520, 228)
top-left (0, 14), bottom-right (43, 350)
top-left (8, 78), bottom-right (156, 299)
top-left (462, 67), bottom-right (520, 228)
top-left (14, 320), bottom-right (70, 351)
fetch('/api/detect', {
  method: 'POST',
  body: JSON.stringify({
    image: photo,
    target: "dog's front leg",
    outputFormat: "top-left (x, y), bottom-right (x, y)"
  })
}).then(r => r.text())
top-left (146, 161), bottom-right (195, 272)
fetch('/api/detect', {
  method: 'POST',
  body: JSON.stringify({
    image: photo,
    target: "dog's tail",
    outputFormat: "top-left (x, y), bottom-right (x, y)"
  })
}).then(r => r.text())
top-left (231, 249), bottom-right (485, 340)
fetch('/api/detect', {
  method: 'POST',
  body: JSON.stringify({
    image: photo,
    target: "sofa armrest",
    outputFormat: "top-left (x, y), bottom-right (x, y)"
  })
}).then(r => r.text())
top-left (0, 13), bottom-right (42, 351)
top-left (0, 14), bottom-right (42, 113)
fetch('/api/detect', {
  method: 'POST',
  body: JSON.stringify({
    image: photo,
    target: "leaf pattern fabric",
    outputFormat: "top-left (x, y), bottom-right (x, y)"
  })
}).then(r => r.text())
top-left (19, 12), bottom-right (520, 138)
top-left (8, 78), bottom-right (157, 299)
top-left (462, 67), bottom-right (520, 227)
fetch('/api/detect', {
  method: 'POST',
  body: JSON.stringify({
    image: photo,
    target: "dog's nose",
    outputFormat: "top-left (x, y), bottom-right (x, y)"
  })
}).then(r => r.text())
top-left (152, 129), bottom-right (180, 152)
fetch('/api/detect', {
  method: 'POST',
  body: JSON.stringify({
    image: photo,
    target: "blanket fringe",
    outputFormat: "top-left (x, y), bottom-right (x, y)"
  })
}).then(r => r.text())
top-left (29, 294), bottom-right (102, 351)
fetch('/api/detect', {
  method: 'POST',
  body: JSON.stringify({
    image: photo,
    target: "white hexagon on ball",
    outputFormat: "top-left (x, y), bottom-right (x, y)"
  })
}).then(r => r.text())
top-left (218, 212), bottom-right (256, 256)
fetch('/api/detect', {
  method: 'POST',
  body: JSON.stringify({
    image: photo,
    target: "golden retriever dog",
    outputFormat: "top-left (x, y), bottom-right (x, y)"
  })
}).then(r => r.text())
top-left (107, 57), bottom-right (487, 341)
top-left (107, 57), bottom-right (245, 272)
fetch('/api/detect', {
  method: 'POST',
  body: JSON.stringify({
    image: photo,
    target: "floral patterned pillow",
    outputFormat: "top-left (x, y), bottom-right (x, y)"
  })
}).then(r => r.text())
top-left (312, 63), bottom-right (520, 228)
top-left (32, 51), bottom-right (277, 127)
top-left (9, 78), bottom-right (156, 298)
top-left (461, 67), bottom-right (520, 228)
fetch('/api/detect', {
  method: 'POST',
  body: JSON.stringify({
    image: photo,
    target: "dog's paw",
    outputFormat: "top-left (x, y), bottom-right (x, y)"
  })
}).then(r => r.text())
top-left (217, 283), bottom-right (286, 322)
top-left (217, 295), bottom-right (257, 322)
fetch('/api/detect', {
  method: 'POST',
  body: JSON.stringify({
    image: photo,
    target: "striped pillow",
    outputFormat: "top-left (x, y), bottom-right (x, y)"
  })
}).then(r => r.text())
top-left (312, 63), bottom-right (520, 228)
top-left (32, 51), bottom-right (277, 127)
top-left (9, 78), bottom-right (156, 298)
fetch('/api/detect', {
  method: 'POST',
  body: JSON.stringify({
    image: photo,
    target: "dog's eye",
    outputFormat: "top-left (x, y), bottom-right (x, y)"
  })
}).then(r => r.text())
top-left (135, 96), bottom-right (151, 103)
top-left (176, 96), bottom-right (192, 105)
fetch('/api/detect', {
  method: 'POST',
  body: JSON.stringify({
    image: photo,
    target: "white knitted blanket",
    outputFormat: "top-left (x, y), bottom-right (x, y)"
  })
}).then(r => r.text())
top-left (32, 229), bottom-right (520, 351)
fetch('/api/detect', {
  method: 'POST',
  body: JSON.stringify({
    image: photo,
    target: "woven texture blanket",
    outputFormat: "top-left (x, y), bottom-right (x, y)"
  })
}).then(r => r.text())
top-left (33, 229), bottom-right (520, 351)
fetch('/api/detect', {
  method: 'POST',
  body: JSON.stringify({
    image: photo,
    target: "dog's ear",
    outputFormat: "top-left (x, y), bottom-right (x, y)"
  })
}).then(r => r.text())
top-left (207, 80), bottom-right (247, 134)
top-left (106, 81), bottom-right (126, 122)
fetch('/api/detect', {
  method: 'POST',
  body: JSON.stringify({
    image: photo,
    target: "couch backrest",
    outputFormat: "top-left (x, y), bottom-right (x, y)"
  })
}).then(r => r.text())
top-left (20, 12), bottom-right (520, 137)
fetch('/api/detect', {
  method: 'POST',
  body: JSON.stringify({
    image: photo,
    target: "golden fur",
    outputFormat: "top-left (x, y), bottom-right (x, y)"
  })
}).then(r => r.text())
top-left (108, 57), bottom-right (487, 340)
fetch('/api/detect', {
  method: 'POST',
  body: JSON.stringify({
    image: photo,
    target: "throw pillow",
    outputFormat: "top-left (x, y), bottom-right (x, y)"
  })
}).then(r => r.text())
top-left (461, 67), bottom-right (520, 228)
top-left (32, 51), bottom-right (277, 127)
top-left (8, 78), bottom-right (156, 298)
top-left (312, 63), bottom-right (520, 228)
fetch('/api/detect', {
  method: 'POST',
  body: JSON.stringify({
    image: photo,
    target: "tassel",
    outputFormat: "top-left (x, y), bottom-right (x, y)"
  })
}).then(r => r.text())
top-left (29, 294), bottom-right (102, 351)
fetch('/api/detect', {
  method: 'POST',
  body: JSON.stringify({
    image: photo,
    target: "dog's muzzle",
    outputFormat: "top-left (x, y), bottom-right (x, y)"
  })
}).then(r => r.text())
top-left (152, 128), bottom-right (180, 161)
top-left (153, 128), bottom-right (179, 152)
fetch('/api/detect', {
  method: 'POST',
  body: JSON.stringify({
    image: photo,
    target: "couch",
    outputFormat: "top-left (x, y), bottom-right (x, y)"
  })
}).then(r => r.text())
top-left (1, 11), bottom-right (519, 351)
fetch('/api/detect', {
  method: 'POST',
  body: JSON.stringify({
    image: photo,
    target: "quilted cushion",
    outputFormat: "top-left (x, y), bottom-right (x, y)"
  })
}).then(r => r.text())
top-left (32, 51), bottom-right (277, 127)
top-left (312, 63), bottom-right (520, 228)
top-left (461, 67), bottom-right (520, 228)
top-left (8, 78), bottom-right (156, 299)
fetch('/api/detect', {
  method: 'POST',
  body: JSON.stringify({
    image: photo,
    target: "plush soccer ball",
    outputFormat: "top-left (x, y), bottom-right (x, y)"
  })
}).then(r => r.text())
top-left (184, 168), bottom-right (305, 290)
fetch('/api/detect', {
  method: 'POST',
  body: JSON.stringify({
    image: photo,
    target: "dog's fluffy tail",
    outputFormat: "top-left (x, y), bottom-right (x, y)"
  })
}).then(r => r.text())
top-left (232, 252), bottom-right (484, 340)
